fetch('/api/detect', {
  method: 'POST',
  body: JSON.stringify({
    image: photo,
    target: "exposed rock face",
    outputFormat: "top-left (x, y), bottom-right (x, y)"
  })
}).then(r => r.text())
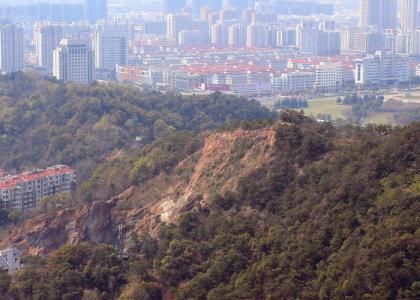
top-left (1, 188), bottom-right (138, 255)
top-left (147, 128), bottom-right (276, 223)
top-left (1, 128), bottom-right (277, 255)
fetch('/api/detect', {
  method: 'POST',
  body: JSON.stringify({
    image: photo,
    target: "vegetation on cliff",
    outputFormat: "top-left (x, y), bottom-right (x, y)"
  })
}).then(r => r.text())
top-left (0, 72), bottom-right (273, 182)
top-left (1, 111), bottom-right (419, 300)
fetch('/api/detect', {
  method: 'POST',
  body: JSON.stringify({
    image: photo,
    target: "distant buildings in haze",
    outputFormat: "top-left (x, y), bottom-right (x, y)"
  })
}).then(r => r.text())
top-left (53, 38), bottom-right (94, 85)
top-left (85, 0), bottom-right (108, 24)
top-left (0, 0), bottom-right (419, 94)
top-left (0, 24), bottom-right (24, 73)
top-left (34, 24), bottom-right (63, 72)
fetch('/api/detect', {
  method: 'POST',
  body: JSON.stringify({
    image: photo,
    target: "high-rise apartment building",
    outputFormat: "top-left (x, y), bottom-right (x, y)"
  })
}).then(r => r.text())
top-left (194, 20), bottom-right (210, 43)
top-left (252, 12), bottom-right (277, 24)
top-left (193, 0), bottom-right (224, 12)
top-left (407, 31), bottom-right (420, 55)
top-left (143, 21), bottom-right (167, 36)
top-left (296, 22), bottom-right (341, 56)
top-left (296, 23), bottom-right (321, 56)
top-left (354, 51), bottom-right (410, 85)
top-left (360, 0), bottom-right (376, 28)
top-left (0, 24), bottom-right (24, 73)
top-left (178, 30), bottom-right (204, 46)
top-left (167, 14), bottom-right (193, 43)
top-left (264, 26), bottom-right (278, 47)
top-left (219, 8), bottom-right (241, 21)
top-left (246, 22), bottom-right (266, 47)
top-left (341, 27), bottom-right (384, 55)
top-left (53, 38), bottom-right (93, 84)
top-left (223, 0), bottom-right (251, 9)
top-left (400, 0), bottom-right (417, 32)
top-left (340, 26), bottom-right (359, 52)
top-left (192, 0), bottom-right (208, 16)
top-left (34, 24), bottom-right (62, 72)
top-left (277, 28), bottom-right (296, 46)
top-left (61, 22), bottom-right (91, 38)
top-left (93, 22), bottom-right (128, 69)
top-left (354, 31), bottom-right (384, 54)
top-left (319, 31), bottom-right (341, 56)
top-left (228, 23), bottom-right (246, 46)
top-left (84, 0), bottom-right (107, 24)
top-left (164, 0), bottom-right (186, 13)
top-left (211, 21), bottom-right (228, 46)
top-left (359, 0), bottom-right (397, 30)
top-left (381, 0), bottom-right (397, 29)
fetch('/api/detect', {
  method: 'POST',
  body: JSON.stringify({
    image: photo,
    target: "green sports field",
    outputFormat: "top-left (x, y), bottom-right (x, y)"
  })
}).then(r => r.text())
top-left (298, 98), bottom-right (397, 125)
top-left (301, 98), bottom-right (350, 120)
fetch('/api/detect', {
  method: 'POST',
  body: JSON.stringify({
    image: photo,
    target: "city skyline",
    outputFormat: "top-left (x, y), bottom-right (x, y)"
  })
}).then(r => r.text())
top-left (0, 0), bottom-right (418, 94)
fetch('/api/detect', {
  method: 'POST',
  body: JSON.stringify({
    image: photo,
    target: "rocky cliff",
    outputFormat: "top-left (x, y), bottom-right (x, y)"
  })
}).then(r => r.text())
top-left (1, 127), bottom-right (278, 255)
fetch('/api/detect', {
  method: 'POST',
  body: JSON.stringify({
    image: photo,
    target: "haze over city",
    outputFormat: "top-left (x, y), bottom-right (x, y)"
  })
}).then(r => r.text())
top-left (0, 0), bottom-right (418, 136)
top-left (0, 2), bottom-right (418, 299)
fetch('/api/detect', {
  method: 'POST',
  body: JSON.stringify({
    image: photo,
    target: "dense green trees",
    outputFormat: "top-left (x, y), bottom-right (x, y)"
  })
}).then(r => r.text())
top-left (5, 244), bottom-right (127, 300)
top-left (154, 120), bottom-right (419, 300)
top-left (0, 73), bottom-right (273, 181)
top-left (274, 98), bottom-right (309, 109)
top-left (3, 119), bottom-right (419, 299)
top-left (340, 93), bottom-right (385, 123)
top-left (7, 114), bottom-right (415, 300)
top-left (394, 108), bottom-right (420, 125)
top-left (0, 269), bottom-right (11, 300)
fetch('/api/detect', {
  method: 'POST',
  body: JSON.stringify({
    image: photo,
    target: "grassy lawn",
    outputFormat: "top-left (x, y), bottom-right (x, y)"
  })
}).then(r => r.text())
top-left (296, 98), bottom-right (397, 125)
top-left (300, 98), bottom-right (350, 120)
top-left (365, 112), bottom-right (396, 125)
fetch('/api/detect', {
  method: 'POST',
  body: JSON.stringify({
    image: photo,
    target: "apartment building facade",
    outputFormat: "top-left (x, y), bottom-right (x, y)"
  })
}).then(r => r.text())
top-left (354, 51), bottom-right (410, 85)
top-left (53, 38), bottom-right (94, 84)
top-left (0, 248), bottom-right (21, 274)
top-left (0, 165), bottom-right (76, 211)
top-left (0, 24), bottom-right (24, 72)
top-left (34, 24), bottom-right (62, 72)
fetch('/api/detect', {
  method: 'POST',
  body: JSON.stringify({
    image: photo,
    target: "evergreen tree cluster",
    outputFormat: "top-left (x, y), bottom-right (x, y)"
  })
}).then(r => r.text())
top-left (274, 98), bottom-right (309, 109)
top-left (1, 113), bottom-right (419, 300)
top-left (0, 72), bottom-right (274, 182)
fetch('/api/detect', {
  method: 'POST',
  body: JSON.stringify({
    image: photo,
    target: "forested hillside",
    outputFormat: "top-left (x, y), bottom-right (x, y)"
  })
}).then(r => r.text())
top-left (1, 112), bottom-right (418, 300)
top-left (0, 72), bottom-right (273, 181)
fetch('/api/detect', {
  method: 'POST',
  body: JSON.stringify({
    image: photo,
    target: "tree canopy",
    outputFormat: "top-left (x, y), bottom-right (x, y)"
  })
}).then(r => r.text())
top-left (0, 72), bottom-right (274, 181)
top-left (2, 113), bottom-right (419, 300)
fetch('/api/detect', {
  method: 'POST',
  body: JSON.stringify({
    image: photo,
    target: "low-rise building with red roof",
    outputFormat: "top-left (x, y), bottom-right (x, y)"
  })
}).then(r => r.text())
top-left (0, 165), bottom-right (76, 211)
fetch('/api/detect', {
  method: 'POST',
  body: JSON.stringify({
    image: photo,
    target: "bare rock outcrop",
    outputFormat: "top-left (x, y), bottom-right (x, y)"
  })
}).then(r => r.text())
top-left (1, 127), bottom-right (277, 255)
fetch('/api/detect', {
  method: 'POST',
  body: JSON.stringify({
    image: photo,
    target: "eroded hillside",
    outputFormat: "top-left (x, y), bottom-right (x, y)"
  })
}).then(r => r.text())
top-left (1, 113), bottom-right (419, 300)
top-left (2, 123), bottom-right (279, 255)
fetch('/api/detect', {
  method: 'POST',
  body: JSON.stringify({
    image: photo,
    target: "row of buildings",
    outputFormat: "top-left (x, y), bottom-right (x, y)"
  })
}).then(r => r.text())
top-left (0, 165), bottom-right (76, 211)
top-left (115, 50), bottom-right (412, 96)
top-left (0, 1), bottom-right (418, 90)
top-left (359, 0), bottom-right (417, 32)
top-left (0, 0), bottom-right (107, 24)
top-left (0, 21), bottom-right (129, 84)
top-left (49, 21), bottom-right (129, 85)
top-left (164, 0), bottom-right (333, 16)
top-left (0, 20), bottom-right (416, 87)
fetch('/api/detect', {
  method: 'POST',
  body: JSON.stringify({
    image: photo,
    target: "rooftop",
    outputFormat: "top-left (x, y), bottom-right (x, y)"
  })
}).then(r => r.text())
top-left (0, 165), bottom-right (74, 189)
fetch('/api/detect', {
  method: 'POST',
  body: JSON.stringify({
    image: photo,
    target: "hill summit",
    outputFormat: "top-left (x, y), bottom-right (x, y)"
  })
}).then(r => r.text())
top-left (1, 112), bottom-right (419, 299)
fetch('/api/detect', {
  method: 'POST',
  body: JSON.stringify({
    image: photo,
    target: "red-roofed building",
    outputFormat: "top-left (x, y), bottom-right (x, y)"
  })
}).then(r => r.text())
top-left (0, 165), bottom-right (76, 211)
